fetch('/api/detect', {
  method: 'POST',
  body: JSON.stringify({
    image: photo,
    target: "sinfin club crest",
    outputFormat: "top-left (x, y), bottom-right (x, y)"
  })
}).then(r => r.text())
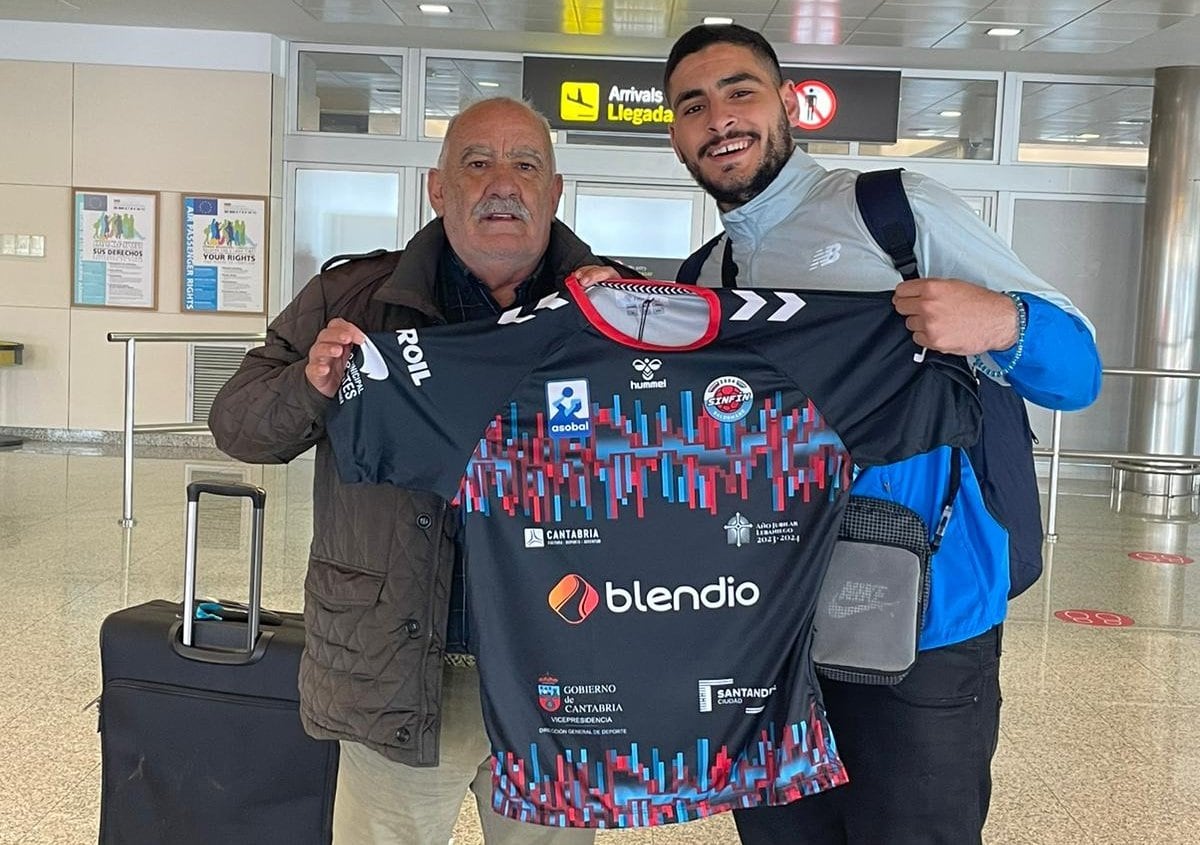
top-left (538, 675), bottom-right (561, 712)
top-left (703, 375), bottom-right (754, 424)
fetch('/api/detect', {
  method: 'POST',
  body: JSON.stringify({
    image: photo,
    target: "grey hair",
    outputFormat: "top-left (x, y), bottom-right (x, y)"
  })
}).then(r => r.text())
top-left (436, 96), bottom-right (557, 171)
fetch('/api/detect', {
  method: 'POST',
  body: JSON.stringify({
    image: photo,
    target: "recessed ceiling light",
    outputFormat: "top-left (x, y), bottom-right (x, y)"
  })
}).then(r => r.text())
top-left (704, 16), bottom-right (734, 25)
top-left (419, 4), bottom-right (452, 14)
top-left (986, 27), bottom-right (1023, 37)
top-left (1078, 132), bottom-right (1101, 139)
top-left (1117, 119), bottom-right (1148, 126)
top-left (478, 81), bottom-right (500, 88)
top-left (1117, 140), bottom-right (1143, 145)
top-left (939, 110), bottom-right (962, 118)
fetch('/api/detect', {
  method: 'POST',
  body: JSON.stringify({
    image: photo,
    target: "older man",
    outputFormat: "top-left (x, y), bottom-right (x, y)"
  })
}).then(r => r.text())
top-left (209, 97), bottom-right (618, 845)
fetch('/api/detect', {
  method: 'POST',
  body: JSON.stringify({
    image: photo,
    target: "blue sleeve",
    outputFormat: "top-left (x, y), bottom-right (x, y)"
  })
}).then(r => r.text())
top-left (989, 293), bottom-right (1102, 411)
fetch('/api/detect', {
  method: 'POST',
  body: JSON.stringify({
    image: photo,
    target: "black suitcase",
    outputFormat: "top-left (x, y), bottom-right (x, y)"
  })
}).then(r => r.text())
top-left (98, 481), bottom-right (338, 845)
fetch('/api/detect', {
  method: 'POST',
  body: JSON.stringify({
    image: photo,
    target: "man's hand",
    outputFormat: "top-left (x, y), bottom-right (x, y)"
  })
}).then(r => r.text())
top-left (572, 265), bottom-right (623, 287)
top-left (306, 318), bottom-right (367, 398)
top-left (892, 279), bottom-right (1019, 356)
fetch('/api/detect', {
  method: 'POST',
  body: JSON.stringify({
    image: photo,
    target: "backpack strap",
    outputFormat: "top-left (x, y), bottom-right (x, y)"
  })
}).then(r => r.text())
top-left (855, 169), bottom-right (961, 552)
top-left (676, 232), bottom-right (725, 284)
top-left (855, 169), bottom-right (920, 281)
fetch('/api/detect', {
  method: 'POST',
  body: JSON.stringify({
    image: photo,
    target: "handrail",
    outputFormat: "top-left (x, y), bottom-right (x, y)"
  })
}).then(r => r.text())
top-left (102, 341), bottom-right (1200, 536)
top-left (107, 330), bottom-right (265, 526)
top-left (1037, 365), bottom-right (1200, 541)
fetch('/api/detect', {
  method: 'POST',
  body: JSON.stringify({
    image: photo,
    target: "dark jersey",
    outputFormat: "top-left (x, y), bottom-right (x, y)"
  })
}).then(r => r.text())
top-left (326, 279), bottom-right (980, 829)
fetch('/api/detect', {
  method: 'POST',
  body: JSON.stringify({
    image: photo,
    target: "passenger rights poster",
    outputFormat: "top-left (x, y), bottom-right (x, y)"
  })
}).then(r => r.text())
top-left (182, 195), bottom-right (267, 314)
top-left (72, 190), bottom-right (159, 309)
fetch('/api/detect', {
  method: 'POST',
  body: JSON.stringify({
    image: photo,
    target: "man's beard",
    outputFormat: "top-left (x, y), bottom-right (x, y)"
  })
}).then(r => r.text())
top-left (685, 112), bottom-right (794, 208)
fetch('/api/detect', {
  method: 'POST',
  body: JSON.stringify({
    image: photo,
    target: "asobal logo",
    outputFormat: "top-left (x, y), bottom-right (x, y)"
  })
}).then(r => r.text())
top-left (550, 574), bottom-right (760, 623)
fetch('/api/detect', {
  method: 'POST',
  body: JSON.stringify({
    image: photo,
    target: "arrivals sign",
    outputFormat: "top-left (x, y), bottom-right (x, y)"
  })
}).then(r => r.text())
top-left (523, 56), bottom-right (900, 143)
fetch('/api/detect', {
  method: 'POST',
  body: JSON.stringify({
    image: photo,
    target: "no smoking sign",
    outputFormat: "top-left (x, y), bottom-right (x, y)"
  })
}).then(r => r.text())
top-left (794, 80), bottom-right (837, 131)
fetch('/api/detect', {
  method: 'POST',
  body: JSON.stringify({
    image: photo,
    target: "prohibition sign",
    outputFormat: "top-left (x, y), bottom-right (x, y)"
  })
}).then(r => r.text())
top-left (794, 80), bottom-right (837, 130)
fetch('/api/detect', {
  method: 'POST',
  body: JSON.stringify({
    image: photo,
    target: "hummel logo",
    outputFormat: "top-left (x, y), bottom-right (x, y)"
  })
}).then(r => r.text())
top-left (809, 242), bottom-right (842, 270)
top-left (632, 358), bottom-right (662, 380)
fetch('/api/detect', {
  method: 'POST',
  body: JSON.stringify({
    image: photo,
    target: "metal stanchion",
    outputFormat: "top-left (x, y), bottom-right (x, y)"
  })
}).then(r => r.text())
top-left (120, 339), bottom-right (137, 528)
top-left (1045, 409), bottom-right (1063, 542)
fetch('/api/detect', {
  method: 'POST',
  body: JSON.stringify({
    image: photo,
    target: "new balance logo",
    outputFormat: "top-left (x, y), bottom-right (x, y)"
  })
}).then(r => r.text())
top-left (809, 243), bottom-right (842, 269)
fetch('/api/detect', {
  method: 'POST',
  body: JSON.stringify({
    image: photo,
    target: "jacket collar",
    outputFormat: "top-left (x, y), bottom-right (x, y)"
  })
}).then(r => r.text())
top-left (372, 217), bottom-right (604, 317)
top-left (721, 147), bottom-right (827, 249)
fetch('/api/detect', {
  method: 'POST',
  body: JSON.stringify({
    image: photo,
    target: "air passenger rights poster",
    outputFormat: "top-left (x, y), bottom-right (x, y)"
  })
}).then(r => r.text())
top-left (72, 190), bottom-right (158, 309)
top-left (182, 195), bottom-right (267, 314)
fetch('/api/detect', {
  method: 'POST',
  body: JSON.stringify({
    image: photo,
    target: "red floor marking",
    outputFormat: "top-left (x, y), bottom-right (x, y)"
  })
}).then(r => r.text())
top-left (1128, 551), bottom-right (1193, 565)
top-left (1054, 609), bottom-right (1135, 627)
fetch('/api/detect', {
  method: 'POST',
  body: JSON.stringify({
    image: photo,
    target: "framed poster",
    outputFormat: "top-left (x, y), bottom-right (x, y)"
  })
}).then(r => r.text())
top-left (72, 189), bottom-right (159, 309)
top-left (182, 194), bottom-right (268, 314)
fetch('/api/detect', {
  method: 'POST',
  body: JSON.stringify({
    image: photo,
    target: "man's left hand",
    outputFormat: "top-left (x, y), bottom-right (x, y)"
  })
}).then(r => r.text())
top-left (892, 278), bottom-right (1019, 356)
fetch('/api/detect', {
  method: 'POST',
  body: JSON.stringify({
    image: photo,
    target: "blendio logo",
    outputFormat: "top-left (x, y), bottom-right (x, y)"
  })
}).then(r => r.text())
top-left (605, 576), bottom-right (759, 614)
top-left (395, 329), bottom-right (432, 386)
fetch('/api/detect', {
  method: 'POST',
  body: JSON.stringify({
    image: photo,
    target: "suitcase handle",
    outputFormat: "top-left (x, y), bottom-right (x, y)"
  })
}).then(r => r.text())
top-left (181, 481), bottom-right (267, 658)
top-left (186, 480), bottom-right (267, 509)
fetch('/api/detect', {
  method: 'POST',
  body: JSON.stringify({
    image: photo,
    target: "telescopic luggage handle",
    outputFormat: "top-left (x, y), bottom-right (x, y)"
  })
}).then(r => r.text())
top-left (179, 481), bottom-right (267, 661)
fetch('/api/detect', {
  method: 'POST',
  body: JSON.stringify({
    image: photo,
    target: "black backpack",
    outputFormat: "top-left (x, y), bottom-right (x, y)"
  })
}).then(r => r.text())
top-left (676, 168), bottom-right (1044, 599)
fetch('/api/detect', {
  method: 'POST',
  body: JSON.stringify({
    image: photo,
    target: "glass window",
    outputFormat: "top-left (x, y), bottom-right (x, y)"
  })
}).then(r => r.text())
top-left (292, 169), bottom-right (400, 291)
top-left (297, 51), bottom-right (404, 136)
top-left (574, 189), bottom-right (698, 280)
top-left (424, 58), bottom-right (523, 138)
top-left (859, 77), bottom-right (998, 160)
top-left (1018, 81), bottom-right (1151, 167)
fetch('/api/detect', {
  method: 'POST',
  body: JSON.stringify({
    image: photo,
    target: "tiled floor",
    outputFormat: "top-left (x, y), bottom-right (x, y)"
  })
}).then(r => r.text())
top-left (2, 444), bottom-right (1200, 843)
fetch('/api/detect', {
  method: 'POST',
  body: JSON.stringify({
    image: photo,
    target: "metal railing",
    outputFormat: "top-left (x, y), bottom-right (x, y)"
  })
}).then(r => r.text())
top-left (1037, 365), bottom-right (1200, 541)
top-left (104, 338), bottom-right (1200, 536)
top-left (107, 331), bottom-right (265, 527)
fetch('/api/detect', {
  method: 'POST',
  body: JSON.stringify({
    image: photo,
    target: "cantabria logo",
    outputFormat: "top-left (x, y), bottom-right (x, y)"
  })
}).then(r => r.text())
top-left (549, 573), bottom-right (759, 623)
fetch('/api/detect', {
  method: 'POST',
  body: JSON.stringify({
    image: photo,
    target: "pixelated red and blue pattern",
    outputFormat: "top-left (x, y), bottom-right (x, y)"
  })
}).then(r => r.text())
top-left (458, 390), bottom-right (852, 520)
top-left (490, 702), bottom-right (847, 828)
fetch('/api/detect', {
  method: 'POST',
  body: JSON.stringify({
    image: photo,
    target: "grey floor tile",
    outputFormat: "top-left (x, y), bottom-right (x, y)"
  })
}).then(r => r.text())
top-left (5, 454), bottom-right (1200, 842)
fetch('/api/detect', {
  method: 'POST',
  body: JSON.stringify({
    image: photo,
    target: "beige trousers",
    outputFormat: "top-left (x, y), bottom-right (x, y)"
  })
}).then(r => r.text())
top-left (332, 664), bottom-right (595, 845)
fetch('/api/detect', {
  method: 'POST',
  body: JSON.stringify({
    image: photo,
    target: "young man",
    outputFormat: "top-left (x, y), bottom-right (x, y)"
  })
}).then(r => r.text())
top-left (659, 24), bottom-right (1101, 845)
top-left (209, 98), bottom-right (618, 845)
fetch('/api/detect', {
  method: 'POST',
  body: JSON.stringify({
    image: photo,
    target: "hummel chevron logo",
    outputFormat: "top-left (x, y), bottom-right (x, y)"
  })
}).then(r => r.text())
top-left (498, 293), bottom-right (569, 325)
top-left (728, 291), bottom-right (806, 322)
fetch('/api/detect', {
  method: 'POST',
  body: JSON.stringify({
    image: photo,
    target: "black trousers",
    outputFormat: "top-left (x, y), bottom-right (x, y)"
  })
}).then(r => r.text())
top-left (735, 626), bottom-right (1003, 845)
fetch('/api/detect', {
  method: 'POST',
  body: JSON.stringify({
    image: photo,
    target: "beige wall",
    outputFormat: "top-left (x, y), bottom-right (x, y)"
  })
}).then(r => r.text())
top-left (0, 59), bottom-right (276, 432)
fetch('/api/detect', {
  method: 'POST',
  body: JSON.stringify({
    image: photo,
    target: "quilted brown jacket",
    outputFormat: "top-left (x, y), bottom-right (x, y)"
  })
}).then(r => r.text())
top-left (208, 218), bottom-right (612, 765)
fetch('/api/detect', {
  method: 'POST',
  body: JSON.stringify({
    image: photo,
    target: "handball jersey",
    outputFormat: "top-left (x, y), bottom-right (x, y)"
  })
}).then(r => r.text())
top-left (326, 278), bottom-right (979, 829)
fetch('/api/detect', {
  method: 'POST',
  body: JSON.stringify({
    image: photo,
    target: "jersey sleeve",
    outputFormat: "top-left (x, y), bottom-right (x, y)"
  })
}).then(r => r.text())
top-left (734, 289), bottom-right (981, 467)
top-left (324, 314), bottom-right (559, 498)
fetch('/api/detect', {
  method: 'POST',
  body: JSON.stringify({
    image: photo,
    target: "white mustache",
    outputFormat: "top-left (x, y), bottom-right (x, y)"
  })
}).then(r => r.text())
top-left (474, 198), bottom-right (531, 221)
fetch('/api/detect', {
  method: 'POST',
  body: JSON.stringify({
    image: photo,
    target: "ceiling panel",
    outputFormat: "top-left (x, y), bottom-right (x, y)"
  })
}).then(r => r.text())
top-left (1098, 0), bottom-right (1200, 12)
top-left (1, 0), bottom-right (1198, 77)
top-left (295, 0), bottom-right (401, 24)
top-left (1022, 36), bottom-right (1131, 51)
top-left (760, 19), bottom-right (859, 45)
top-left (846, 31), bottom-right (944, 47)
top-left (935, 21), bottom-right (1055, 48)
